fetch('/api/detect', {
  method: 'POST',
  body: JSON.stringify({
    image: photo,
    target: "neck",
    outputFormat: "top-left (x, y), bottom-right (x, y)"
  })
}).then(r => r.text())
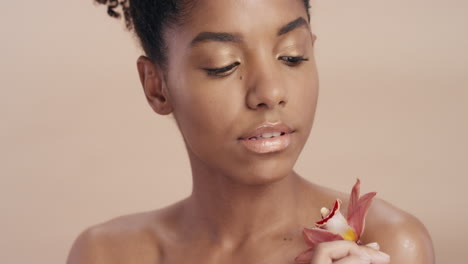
top-left (181, 154), bottom-right (308, 246)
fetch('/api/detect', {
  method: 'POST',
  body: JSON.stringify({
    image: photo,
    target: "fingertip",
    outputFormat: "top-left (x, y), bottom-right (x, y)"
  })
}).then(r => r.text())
top-left (365, 242), bottom-right (380, 250)
top-left (377, 251), bottom-right (390, 262)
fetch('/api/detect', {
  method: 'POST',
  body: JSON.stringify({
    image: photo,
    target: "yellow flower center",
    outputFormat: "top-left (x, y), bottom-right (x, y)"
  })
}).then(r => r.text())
top-left (342, 228), bottom-right (358, 241)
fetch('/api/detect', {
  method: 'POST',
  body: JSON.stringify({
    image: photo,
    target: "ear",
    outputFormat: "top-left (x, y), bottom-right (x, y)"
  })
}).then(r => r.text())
top-left (136, 56), bottom-right (173, 115)
top-left (310, 32), bottom-right (317, 45)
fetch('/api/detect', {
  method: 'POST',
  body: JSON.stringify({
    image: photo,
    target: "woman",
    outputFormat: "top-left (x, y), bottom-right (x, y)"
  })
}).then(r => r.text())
top-left (67, 0), bottom-right (435, 263)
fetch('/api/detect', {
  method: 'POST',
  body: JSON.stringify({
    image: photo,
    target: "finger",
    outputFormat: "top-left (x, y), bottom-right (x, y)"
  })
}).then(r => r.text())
top-left (334, 255), bottom-right (371, 264)
top-left (310, 240), bottom-right (390, 264)
top-left (311, 240), bottom-right (365, 263)
top-left (357, 246), bottom-right (390, 264)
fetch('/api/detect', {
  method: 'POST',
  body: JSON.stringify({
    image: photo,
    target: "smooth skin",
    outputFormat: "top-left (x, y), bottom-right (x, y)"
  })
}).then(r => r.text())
top-left (67, 0), bottom-right (435, 263)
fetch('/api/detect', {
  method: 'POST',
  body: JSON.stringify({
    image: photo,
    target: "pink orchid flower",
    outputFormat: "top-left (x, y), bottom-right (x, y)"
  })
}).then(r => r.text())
top-left (295, 179), bottom-right (377, 263)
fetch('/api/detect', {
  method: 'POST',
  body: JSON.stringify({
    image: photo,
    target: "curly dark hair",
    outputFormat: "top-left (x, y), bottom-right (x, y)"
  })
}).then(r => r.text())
top-left (95, 0), bottom-right (311, 68)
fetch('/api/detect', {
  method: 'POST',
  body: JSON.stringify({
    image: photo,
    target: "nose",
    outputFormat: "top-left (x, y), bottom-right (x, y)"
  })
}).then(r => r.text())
top-left (245, 64), bottom-right (288, 110)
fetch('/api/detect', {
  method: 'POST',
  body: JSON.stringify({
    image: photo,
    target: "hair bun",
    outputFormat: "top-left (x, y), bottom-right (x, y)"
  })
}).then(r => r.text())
top-left (95, 0), bottom-right (131, 28)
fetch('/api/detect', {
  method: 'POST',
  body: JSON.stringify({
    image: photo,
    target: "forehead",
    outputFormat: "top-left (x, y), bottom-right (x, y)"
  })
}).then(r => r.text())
top-left (168, 0), bottom-right (309, 45)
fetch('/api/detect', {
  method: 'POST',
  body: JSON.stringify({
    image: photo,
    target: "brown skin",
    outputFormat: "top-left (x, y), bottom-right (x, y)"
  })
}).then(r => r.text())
top-left (67, 0), bottom-right (435, 263)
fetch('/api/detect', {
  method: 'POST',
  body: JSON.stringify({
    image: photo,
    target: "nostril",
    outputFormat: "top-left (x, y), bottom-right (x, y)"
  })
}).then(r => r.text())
top-left (257, 102), bottom-right (268, 108)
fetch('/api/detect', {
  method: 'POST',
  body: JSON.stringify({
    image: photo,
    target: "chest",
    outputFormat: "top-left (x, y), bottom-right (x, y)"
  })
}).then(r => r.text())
top-left (161, 239), bottom-right (306, 264)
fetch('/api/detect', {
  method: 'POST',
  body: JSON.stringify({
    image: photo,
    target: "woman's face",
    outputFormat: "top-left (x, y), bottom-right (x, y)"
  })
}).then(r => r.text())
top-left (162, 0), bottom-right (318, 185)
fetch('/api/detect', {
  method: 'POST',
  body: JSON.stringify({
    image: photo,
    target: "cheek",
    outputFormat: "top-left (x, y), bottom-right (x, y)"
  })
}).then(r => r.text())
top-left (288, 65), bottom-right (319, 114)
top-left (287, 65), bottom-right (319, 143)
top-left (302, 76), bottom-right (319, 115)
top-left (302, 75), bottom-right (319, 130)
top-left (170, 72), bottom-right (245, 156)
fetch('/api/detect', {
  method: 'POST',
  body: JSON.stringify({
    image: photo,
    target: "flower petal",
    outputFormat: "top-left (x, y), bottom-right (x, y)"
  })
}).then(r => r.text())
top-left (316, 199), bottom-right (340, 226)
top-left (347, 191), bottom-right (376, 237)
top-left (294, 247), bottom-right (314, 263)
top-left (347, 179), bottom-right (361, 220)
top-left (302, 227), bottom-right (343, 246)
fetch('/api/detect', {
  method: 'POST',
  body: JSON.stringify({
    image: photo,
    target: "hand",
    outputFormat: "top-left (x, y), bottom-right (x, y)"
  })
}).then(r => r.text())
top-left (309, 240), bottom-right (390, 264)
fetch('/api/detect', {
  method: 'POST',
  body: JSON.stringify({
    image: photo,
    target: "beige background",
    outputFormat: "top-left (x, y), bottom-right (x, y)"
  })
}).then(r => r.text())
top-left (1, 0), bottom-right (467, 263)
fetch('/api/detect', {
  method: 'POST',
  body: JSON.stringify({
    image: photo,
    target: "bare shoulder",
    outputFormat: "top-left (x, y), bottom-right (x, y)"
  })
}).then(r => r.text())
top-left (307, 179), bottom-right (436, 263)
top-left (66, 210), bottom-right (162, 264)
top-left (362, 198), bottom-right (435, 264)
top-left (66, 202), bottom-right (183, 264)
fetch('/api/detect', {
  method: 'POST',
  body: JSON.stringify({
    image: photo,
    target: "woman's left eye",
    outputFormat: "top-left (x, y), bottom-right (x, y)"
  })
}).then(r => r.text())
top-left (202, 62), bottom-right (240, 77)
top-left (279, 56), bottom-right (309, 66)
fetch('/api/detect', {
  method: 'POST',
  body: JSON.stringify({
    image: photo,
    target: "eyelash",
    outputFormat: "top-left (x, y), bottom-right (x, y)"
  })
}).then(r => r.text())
top-left (279, 56), bottom-right (309, 66)
top-left (203, 56), bottom-right (309, 77)
top-left (203, 62), bottom-right (241, 77)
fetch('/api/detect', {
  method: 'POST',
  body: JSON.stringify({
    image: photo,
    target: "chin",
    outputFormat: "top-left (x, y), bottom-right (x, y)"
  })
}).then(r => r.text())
top-left (226, 156), bottom-right (297, 186)
top-left (223, 135), bottom-right (305, 186)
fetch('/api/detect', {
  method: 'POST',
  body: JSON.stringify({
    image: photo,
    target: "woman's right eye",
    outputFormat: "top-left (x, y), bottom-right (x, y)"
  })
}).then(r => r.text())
top-left (203, 62), bottom-right (240, 77)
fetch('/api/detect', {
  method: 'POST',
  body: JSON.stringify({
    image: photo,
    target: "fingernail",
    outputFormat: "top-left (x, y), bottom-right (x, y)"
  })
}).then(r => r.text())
top-left (366, 242), bottom-right (380, 250)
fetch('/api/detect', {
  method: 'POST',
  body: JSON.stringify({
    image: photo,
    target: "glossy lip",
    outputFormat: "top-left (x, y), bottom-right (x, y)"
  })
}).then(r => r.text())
top-left (237, 121), bottom-right (295, 154)
top-left (237, 122), bottom-right (295, 140)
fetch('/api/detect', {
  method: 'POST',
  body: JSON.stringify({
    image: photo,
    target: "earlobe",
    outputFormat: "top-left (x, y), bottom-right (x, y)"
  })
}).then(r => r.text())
top-left (136, 56), bottom-right (173, 115)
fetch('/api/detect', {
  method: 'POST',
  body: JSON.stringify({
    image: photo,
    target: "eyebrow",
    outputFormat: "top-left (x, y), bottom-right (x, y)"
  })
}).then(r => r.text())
top-left (277, 17), bottom-right (309, 36)
top-left (190, 32), bottom-right (242, 47)
top-left (189, 17), bottom-right (309, 47)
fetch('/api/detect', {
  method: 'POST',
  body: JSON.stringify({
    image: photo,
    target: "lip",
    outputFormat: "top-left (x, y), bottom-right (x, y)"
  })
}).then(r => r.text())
top-left (237, 122), bottom-right (295, 140)
top-left (237, 122), bottom-right (295, 154)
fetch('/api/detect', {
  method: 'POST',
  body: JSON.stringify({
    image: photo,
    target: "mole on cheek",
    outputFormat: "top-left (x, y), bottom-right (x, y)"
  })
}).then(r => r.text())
top-left (239, 76), bottom-right (243, 80)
